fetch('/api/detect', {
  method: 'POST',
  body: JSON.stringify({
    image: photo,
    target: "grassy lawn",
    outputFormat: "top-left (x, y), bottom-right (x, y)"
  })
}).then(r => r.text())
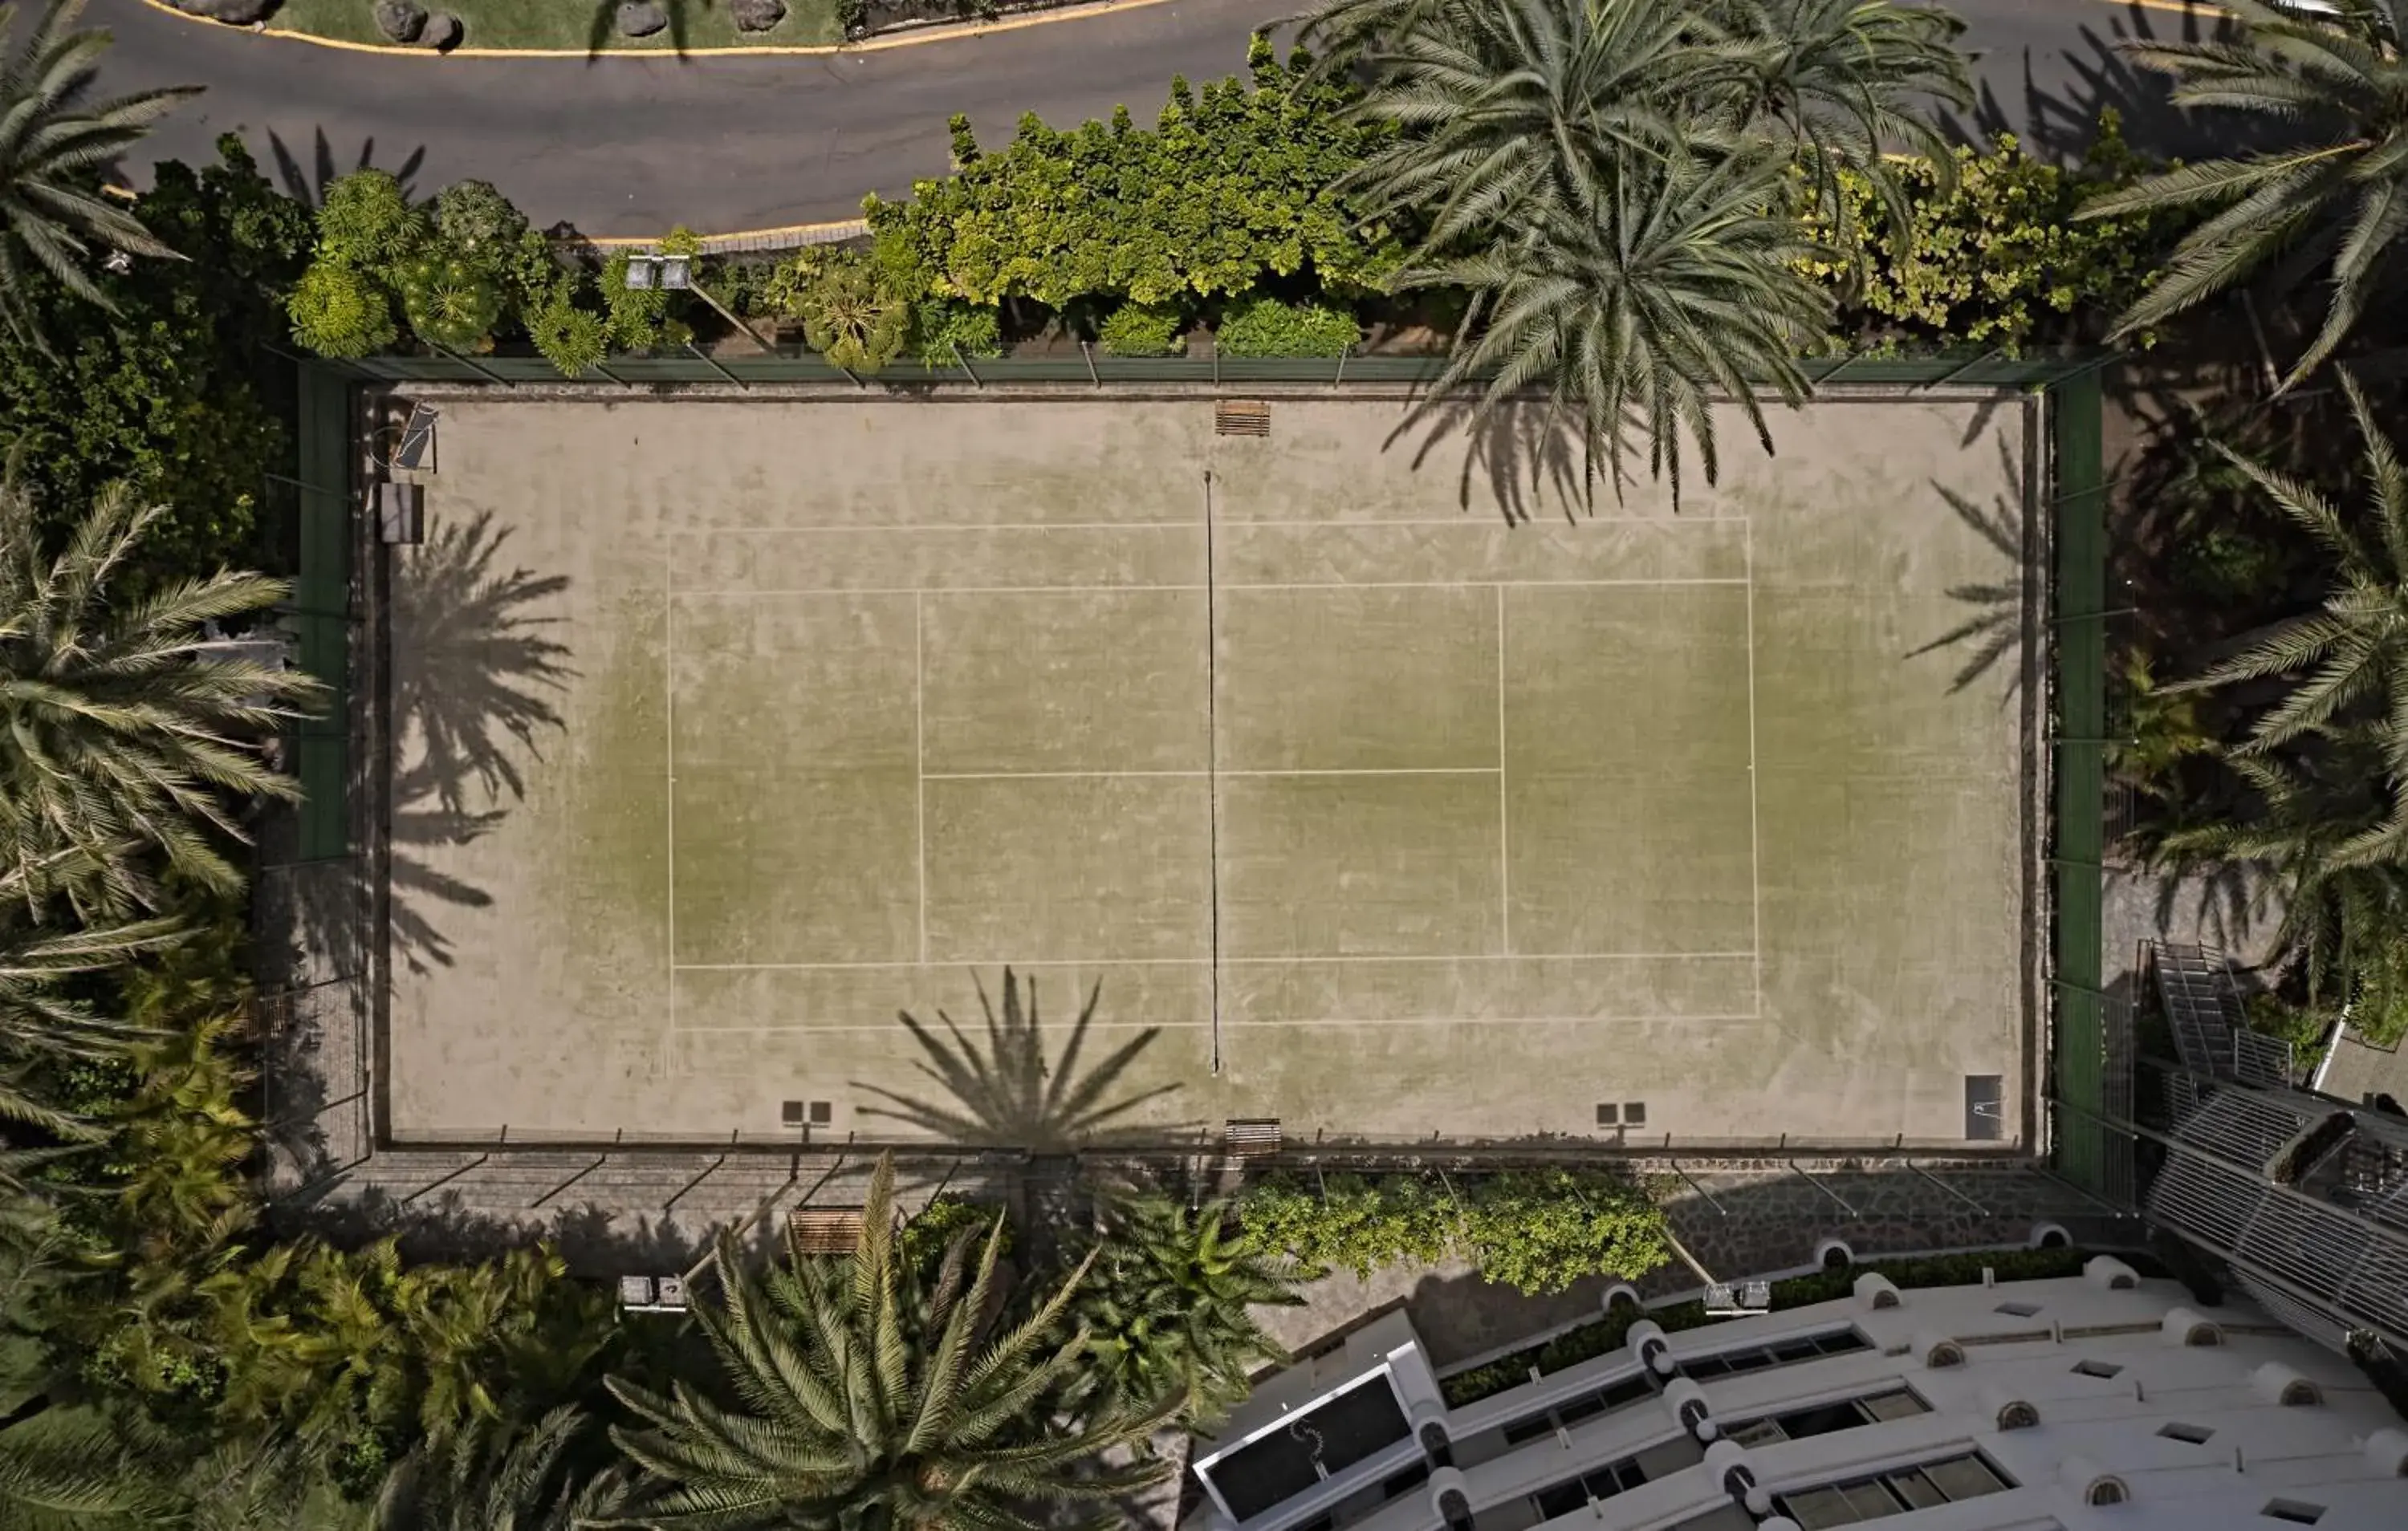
top-left (269, 0), bottom-right (846, 50)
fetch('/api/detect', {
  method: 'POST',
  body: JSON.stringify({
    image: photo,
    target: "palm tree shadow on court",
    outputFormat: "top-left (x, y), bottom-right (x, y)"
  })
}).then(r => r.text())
top-left (1905, 436), bottom-right (2033, 702)
top-left (380, 510), bottom-right (575, 973)
top-left (1385, 391), bottom-right (1599, 526)
top-left (853, 969), bottom-right (1182, 1151)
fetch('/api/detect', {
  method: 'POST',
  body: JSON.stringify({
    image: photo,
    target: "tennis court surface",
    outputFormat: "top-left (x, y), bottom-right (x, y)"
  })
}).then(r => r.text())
top-left (381, 390), bottom-right (2040, 1150)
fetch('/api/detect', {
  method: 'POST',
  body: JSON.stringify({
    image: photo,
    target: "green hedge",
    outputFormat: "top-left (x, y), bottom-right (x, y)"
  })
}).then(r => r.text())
top-left (1237, 1170), bottom-right (1667, 1297)
top-left (1438, 1245), bottom-right (2109, 1408)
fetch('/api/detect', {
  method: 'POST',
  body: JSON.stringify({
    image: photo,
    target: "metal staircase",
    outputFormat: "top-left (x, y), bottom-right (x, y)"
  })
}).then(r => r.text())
top-left (2152, 943), bottom-right (2294, 1089)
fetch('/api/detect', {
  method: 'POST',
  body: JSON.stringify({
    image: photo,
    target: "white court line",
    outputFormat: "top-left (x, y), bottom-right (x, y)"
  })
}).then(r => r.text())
top-left (681, 521), bottom-right (1204, 533)
top-left (1743, 518), bottom-right (1765, 1016)
top-left (917, 768), bottom-right (1502, 780)
top-left (914, 591), bottom-right (927, 964)
top-left (1496, 583), bottom-right (1511, 955)
top-left (921, 770), bottom-right (1209, 781)
top-left (671, 951), bottom-right (1755, 972)
top-left (673, 584), bottom-right (1210, 597)
top-left (1219, 516), bottom-right (1750, 529)
top-left (663, 543), bottom-right (678, 1052)
top-left (1219, 578), bottom-right (1751, 591)
top-left (675, 1013), bottom-right (1764, 1036)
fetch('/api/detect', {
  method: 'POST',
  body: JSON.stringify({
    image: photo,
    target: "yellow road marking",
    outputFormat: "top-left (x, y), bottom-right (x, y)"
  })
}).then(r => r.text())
top-left (134, 0), bottom-right (1190, 59)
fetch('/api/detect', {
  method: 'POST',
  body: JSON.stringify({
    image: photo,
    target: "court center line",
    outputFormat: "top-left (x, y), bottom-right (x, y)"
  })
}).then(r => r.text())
top-left (917, 767), bottom-right (1503, 780)
top-left (673, 1014), bottom-right (1762, 1035)
top-left (1743, 518), bottom-right (1766, 1016)
top-left (669, 951), bottom-right (1757, 972)
top-left (915, 591), bottom-right (927, 965)
top-left (663, 541), bottom-right (678, 1054)
top-left (673, 584), bottom-right (1211, 597)
top-left (1497, 583), bottom-right (1511, 956)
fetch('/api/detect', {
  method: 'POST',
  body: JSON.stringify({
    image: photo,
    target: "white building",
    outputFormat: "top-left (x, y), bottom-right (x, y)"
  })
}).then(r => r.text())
top-left (1184, 1261), bottom-right (2408, 1531)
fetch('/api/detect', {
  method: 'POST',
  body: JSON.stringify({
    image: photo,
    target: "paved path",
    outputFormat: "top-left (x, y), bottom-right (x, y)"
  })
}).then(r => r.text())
top-left (95, 0), bottom-right (2239, 238)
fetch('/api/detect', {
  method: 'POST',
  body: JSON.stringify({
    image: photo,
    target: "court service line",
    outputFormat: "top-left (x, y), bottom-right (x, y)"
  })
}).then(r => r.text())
top-left (1743, 518), bottom-right (1766, 1017)
top-left (1220, 578), bottom-right (1752, 591)
top-left (673, 583), bottom-right (1211, 597)
top-left (682, 521), bottom-right (1205, 534)
top-left (663, 544), bottom-right (678, 1048)
top-left (1497, 583), bottom-right (1512, 956)
top-left (675, 1013), bottom-right (1762, 1035)
top-left (915, 591), bottom-right (928, 965)
top-left (669, 950), bottom-right (1757, 972)
top-left (915, 767), bottom-right (1508, 781)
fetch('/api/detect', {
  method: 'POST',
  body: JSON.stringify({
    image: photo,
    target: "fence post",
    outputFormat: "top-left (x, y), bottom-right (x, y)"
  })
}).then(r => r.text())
top-left (685, 340), bottom-right (746, 391)
top-left (1334, 347), bottom-right (1348, 387)
top-left (1081, 339), bottom-right (1100, 388)
top-left (950, 340), bottom-right (984, 390)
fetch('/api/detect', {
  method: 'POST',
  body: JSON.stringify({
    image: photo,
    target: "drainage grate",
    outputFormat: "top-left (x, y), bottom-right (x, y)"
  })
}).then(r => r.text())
top-left (1215, 400), bottom-right (1271, 437)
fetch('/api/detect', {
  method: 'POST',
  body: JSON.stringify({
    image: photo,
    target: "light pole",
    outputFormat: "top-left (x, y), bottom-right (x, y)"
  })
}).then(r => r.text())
top-left (623, 250), bottom-right (777, 356)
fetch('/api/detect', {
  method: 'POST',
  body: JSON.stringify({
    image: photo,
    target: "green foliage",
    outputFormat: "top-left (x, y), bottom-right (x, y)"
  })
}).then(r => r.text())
top-left (597, 1157), bottom-right (1177, 1530)
top-left (530, 290), bottom-right (608, 377)
top-left (432, 179), bottom-right (529, 264)
top-left (2107, 652), bottom-right (2211, 804)
top-left (0, 136), bottom-right (303, 589)
top-left (290, 260), bottom-right (398, 358)
top-left (1238, 1169), bottom-right (1667, 1294)
top-left (601, 250), bottom-right (681, 354)
top-left (2244, 989), bottom-right (2334, 1055)
top-left (1068, 1196), bottom-right (1301, 1423)
top-left (897, 1194), bottom-right (1011, 1273)
top-left (1096, 299), bottom-right (1185, 357)
top-left (1214, 294), bottom-right (1360, 358)
top-left (864, 36), bottom-right (1400, 309)
top-left (911, 298), bottom-right (1004, 361)
top-left (795, 253), bottom-right (907, 373)
top-left (396, 251), bottom-right (503, 352)
top-left (1805, 119), bottom-right (2179, 351)
top-left (314, 169), bottom-right (425, 269)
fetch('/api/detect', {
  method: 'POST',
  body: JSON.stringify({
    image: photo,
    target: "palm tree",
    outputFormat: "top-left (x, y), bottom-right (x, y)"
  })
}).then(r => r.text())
top-left (0, 0), bottom-right (196, 345)
top-left (597, 1154), bottom-right (1179, 1531)
top-left (374, 1407), bottom-right (630, 1531)
top-left (0, 912), bottom-right (177, 1147)
top-left (2080, 0), bottom-right (2408, 388)
top-left (1067, 1194), bottom-right (1303, 1424)
top-left (1305, 0), bottom-right (1963, 499)
top-left (2181, 371), bottom-right (2408, 859)
top-left (0, 477), bottom-right (321, 919)
top-left (1402, 144), bottom-right (1832, 502)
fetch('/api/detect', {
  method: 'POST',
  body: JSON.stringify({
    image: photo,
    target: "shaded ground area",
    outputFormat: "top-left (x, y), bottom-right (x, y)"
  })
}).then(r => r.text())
top-left (364, 388), bottom-right (2036, 1153)
top-left (269, 0), bottom-right (846, 50)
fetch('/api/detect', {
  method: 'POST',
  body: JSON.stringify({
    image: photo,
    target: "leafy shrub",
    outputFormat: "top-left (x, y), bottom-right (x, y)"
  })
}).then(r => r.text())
top-left (1804, 115), bottom-right (2182, 351)
top-left (899, 1196), bottom-right (1011, 1272)
top-left (1238, 1170), bottom-right (1666, 1295)
top-left (288, 260), bottom-right (397, 357)
top-left (531, 291), bottom-right (608, 376)
top-left (799, 254), bottom-right (908, 373)
top-left (433, 178), bottom-right (528, 263)
top-left (1214, 294), bottom-right (1360, 358)
top-left (865, 36), bottom-right (1399, 309)
top-left (912, 298), bottom-right (1003, 361)
top-left (603, 250), bottom-right (673, 352)
top-left (314, 169), bottom-right (424, 267)
top-left (1097, 299), bottom-right (1184, 357)
top-left (395, 251), bottom-right (502, 351)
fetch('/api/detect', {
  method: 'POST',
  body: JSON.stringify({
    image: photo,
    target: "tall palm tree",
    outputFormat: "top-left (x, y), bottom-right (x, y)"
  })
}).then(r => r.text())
top-left (0, 0), bottom-right (195, 345)
top-left (2080, 0), bottom-right (2408, 389)
top-left (1305, 0), bottom-right (1963, 500)
top-left (597, 1154), bottom-right (1179, 1531)
top-left (2182, 370), bottom-right (2408, 859)
top-left (1067, 1194), bottom-right (1302, 1424)
top-left (0, 477), bottom-right (321, 919)
top-left (1403, 144), bottom-right (1832, 502)
top-left (375, 1407), bottom-right (630, 1531)
top-left (0, 912), bottom-right (177, 1145)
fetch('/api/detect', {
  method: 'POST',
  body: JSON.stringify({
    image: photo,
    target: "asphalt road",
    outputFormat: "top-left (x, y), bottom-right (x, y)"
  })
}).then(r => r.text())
top-left (92, 0), bottom-right (2242, 238)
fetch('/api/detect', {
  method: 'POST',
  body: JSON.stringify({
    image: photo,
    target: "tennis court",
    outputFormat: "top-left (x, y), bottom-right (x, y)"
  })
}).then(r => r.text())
top-left (380, 389), bottom-right (2039, 1149)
